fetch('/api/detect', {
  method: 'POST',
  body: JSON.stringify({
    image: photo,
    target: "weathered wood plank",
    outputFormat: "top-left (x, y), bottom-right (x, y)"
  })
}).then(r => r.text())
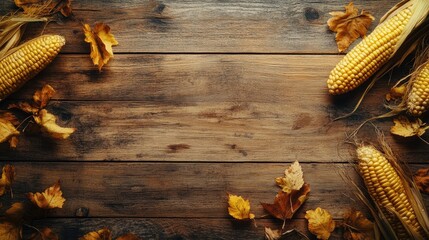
top-left (2, 162), bottom-right (428, 219)
top-left (1, 0), bottom-right (398, 53)
top-left (29, 218), bottom-right (342, 240)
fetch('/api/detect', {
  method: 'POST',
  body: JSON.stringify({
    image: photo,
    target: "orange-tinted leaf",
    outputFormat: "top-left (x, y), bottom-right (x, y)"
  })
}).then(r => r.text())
top-left (0, 165), bottom-right (16, 197)
top-left (414, 168), bottom-right (429, 194)
top-left (83, 23), bottom-right (118, 71)
top-left (27, 180), bottom-right (65, 209)
top-left (34, 109), bottom-right (76, 139)
top-left (0, 112), bottom-right (20, 126)
top-left (305, 207), bottom-right (335, 240)
top-left (80, 228), bottom-right (112, 240)
top-left (0, 221), bottom-right (22, 240)
top-left (0, 118), bottom-right (20, 148)
top-left (261, 183), bottom-right (310, 220)
top-left (342, 209), bottom-right (375, 240)
top-left (33, 84), bottom-right (55, 109)
top-left (14, 0), bottom-right (72, 17)
top-left (227, 193), bottom-right (255, 220)
top-left (327, 2), bottom-right (375, 52)
top-left (29, 227), bottom-right (59, 240)
top-left (116, 233), bottom-right (141, 240)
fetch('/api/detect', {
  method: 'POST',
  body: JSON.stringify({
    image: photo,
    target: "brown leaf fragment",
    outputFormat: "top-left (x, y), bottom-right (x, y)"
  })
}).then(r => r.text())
top-left (305, 207), bottom-right (335, 240)
top-left (8, 102), bottom-right (39, 114)
top-left (5, 202), bottom-right (27, 223)
top-left (342, 209), bottom-right (375, 240)
top-left (15, 0), bottom-right (72, 17)
top-left (27, 180), bottom-right (65, 209)
top-left (327, 2), bottom-right (375, 52)
top-left (80, 228), bottom-right (112, 240)
top-left (83, 23), bottom-right (118, 72)
top-left (386, 85), bottom-right (406, 101)
top-left (0, 112), bottom-right (20, 126)
top-left (265, 227), bottom-right (282, 240)
top-left (414, 168), bottom-right (429, 194)
top-left (29, 227), bottom-right (59, 240)
top-left (261, 183), bottom-right (310, 220)
top-left (390, 116), bottom-right (429, 137)
top-left (0, 221), bottom-right (22, 240)
top-left (0, 118), bottom-right (20, 148)
top-left (0, 165), bottom-right (16, 197)
top-left (116, 233), bottom-right (141, 240)
top-left (34, 109), bottom-right (76, 139)
top-left (33, 84), bottom-right (55, 109)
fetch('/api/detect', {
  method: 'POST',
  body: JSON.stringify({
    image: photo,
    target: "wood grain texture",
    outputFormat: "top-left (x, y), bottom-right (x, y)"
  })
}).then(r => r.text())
top-left (2, 0), bottom-right (398, 53)
top-left (2, 162), bottom-right (428, 219)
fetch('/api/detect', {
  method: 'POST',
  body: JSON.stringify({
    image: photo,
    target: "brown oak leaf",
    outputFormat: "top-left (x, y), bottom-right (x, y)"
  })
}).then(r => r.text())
top-left (29, 227), bottom-right (59, 240)
top-left (342, 209), bottom-right (375, 240)
top-left (80, 228), bottom-right (112, 240)
top-left (27, 180), bottom-right (65, 209)
top-left (414, 168), bottom-right (429, 194)
top-left (0, 165), bottom-right (16, 197)
top-left (305, 207), bottom-right (335, 240)
top-left (327, 2), bottom-right (375, 52)
top-left (83, 23), bottom-right (119, 71)
top-left (261, 183), bottom-right (310, 220)
top-left (390, 116), bottom-right (428, 137)
top-left (34, 109), bottom-right (76, 139)
top-left (14, 0), bottom-right (72, 17)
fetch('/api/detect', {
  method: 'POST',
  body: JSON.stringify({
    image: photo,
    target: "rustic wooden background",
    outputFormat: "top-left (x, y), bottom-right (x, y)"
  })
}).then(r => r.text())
top-left (1, 0), bottom-right (428, 239)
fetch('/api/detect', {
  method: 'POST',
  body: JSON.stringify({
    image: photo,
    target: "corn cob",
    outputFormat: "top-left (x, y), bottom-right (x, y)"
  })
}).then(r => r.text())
top-left (0, 34), bottom-right (65, 101)
top-left (327, 6), bottom-right (413, 95)
top-left (407, 61), bottom-right (429, 116)
top-left (357, 145), bottom-right (424, 239)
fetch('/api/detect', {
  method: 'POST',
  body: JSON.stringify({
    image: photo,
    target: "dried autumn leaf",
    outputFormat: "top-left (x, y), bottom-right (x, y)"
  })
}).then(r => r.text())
top-left (0, 221), bottom-right (22, 240)
top-left (0, 165), bottom-right (16, 197)
top-left (275, 161), bottom-right (304, 193)
top-left (34, 109), bottom-right (76, 139)
top-left (83, 23), bottom-right (118, 72)
top-left (29, 227), bottom-right (59, 240)
top-left (8, 102), bottom-right (39, 114)
top-left (390, 116), bottom-right (429, 137)
top-left (80, 228), bottom-right (112, 240)
top-left (261, 183), bottom-right (310, 220)
top-left (414, 168), bottom-right (429, 194)
top-left (327, 2), bottom-right (375, 52)
top-left (343, 209), bottom-right (375, 240)
top-left (0, 112), bottom-right (20, 126)
top-left (116, 233), bottom-right (141, 240)
top-left (33, 84), bottom-right (55, 109)
top-left (265, 227), bottom-right (281, 240)
top-left (227, 193), bottom-right (255, 220)
top-left (305, 207), bottom-right (335, 240)
top-left (0, 118), bottom-right (20, 148)
top-left (14, 0), bottom-right (72, 17)
top-left (386, 85), bottom-right (406, 101)
top-left (27, 180), bottom-right (65, 209)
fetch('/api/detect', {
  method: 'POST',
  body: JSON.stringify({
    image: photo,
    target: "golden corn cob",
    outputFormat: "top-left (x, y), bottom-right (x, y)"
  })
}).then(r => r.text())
top-left (327, 7), bottom-right (412, 95)
top-left (357, 145), bottom-right (424, 239)
top-left (0, 35), bottom-right (65, 101)
top-left (407, 61), bottom-right (429, 116)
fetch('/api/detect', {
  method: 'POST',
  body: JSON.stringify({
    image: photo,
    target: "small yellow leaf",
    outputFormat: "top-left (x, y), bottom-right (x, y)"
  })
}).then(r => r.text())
top-left (305, 207), bottom-right (335, 240)
top-left (83, 23), bottom-right (118, 71)
top-left (0, 221), bottom-right (22, 240)
top-left (0, 118), bottom-right (20, 148)
top-left (275, 161), bottom-right (304, 193)
top-left (27, 180), bottom-right (65, 209)
top-left (386, 85), bottom-right (406, 101)
top-left (0, 165), bottom-right (16, 197)
top-left (80, 228), bottom-right (112, 240)
top-left (34, 109), bottom-right (76, 139)
top-left (390, 116), bottom-right (429, 137)
top-left (33, 84), bottom-right (55, 109)
top-left (29, 227), bottom-right (59, 240)
top-left (227, 193), bottom-right (255, 220)
top-left (116, 233), bottom-right (141, 240)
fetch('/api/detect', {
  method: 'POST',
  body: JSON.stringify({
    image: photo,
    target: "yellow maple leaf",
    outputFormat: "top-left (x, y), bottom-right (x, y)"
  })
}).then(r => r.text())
top-left (227, 193), bottom-right (255, 220)
top-left (275, 161), bottom-right (304, 193)
top-left (27, 180), bottom-right (65, 209)
top-left (390, 116), bottom-right (429, 137)
top-left (305, 207), bottom-right (335, 240)
top-left (0, 165), bottom-right (16, 197)
top-left (327, 2), bottom-right (375, 52)
top-left (29, 227), bottom-right (59, 240)
top-left (80, 228), bottom-right (112, 240)
top-left (34, 109), bottom-right (76, 139)
top-left (0, 221), bottom-right (22, 240)
top-left (83, 23), bottom-right (118, 72)
top-left (116, 233), bottom-right (141, 240)
top-left (0, 118), bottom-right (20, 148)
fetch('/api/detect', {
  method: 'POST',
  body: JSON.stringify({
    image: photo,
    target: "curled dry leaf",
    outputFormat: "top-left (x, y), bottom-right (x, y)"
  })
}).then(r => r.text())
top-left (390, 116), bottom-right (429, 137)
top-left (83, 23), bottom-right (119, 72)
top-left (34, 109), bottom-right (76, 139)
top-left (0, 118), bottom-right (20, 148)
top-left (327, 2), bottom-right (375, 52)
top-left (275, 161), bottom-right (304, 193)
top-left (27, 180), bottom-right (65, 209)
top-left (0, 165), bottom-right (16, 197)
top-left (116, 233), bottom-right (141, 240)
top-left (342, 209), bottom-right (375, 240)
top-left (261, 183), bottom-right (310, 220)
top-left (80, 228), bottom-right (112, 240)
top-left (305, 207), bottom-right (335, 240)
top-left (29, 227), bottom-right (59, 240)
top-left (265, 227), bottom-right (282, 240)
top-left (227, 193), bottom-right (255, 220)
top-left (386, 85), bottom-right (406, 101)
top-left (14, 0), bottom-right (72, 17)
top-left (414, 168), bottom-right (429, 194)
top-left (0, 221), bottom-right (22, 240)
top-left (33, 84), bottom-right (55, 109)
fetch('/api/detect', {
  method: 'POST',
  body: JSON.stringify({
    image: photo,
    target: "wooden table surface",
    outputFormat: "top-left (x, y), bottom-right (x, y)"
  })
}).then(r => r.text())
top-left (1, 0), bottom-right (428, 239)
